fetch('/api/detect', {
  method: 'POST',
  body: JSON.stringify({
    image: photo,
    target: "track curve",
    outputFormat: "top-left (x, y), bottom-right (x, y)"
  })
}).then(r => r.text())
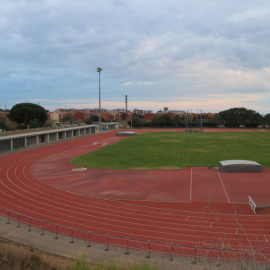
top-left (1, 129), bottom-right (270, 261)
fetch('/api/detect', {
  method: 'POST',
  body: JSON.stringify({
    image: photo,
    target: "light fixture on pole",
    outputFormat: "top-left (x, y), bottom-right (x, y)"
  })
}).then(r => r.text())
top-left (97, 67), bottom-right (102, 132)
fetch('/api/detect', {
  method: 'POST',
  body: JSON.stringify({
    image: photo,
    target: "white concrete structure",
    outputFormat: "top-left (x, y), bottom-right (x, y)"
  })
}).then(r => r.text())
top-left (100, 122), bottom-right (118, 131)
top-left (220, 160), bottom-right (262, 173)
top-left (116, 131), bottom-right (136, 136)
top-left (0, 125), bottom-right (96, 153)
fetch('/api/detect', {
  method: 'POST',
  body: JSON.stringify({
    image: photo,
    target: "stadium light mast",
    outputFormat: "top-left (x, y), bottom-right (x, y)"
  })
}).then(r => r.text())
top-left (97, 67), bottom-right (102, 132)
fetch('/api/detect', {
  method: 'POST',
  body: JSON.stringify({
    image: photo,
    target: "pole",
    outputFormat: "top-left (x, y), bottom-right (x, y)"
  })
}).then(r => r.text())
top-left (125, 95), bottom-right (127, 124)
top-left (97, 67), bottom-right (102, 133)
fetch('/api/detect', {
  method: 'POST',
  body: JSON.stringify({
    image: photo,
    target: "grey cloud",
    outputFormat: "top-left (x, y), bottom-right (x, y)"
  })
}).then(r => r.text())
top-left (1, 0), bottom-right (270, 113)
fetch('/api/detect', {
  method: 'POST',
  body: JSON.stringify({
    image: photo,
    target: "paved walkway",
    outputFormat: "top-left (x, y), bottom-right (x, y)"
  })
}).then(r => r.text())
top-left (2, 219), bottom-right (268, 269)
top-left (0, 216), bottom-right (198, 270)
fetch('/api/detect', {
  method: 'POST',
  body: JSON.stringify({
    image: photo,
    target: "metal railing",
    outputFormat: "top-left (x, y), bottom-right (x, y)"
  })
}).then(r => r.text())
top-left (1, 206), bottom-right (270, 264)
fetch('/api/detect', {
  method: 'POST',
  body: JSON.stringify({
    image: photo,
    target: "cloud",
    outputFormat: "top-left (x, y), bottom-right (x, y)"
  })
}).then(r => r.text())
top-left (34, 91), bottom-right (270, 115)
top-left (138, 81), bottom-right (156, 85)
top-left (122, 81), bottom-right (156, 87)
top-left (229, 8), bottom-right (270, 23)
top-left (122, 81), bottom-right (132, 87)
top-left (1, 0), bottom-right (270, 114)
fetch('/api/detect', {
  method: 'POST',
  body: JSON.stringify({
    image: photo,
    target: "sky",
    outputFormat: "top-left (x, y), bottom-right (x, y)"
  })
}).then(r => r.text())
top-left (1, 0), bottom-right (270, 114)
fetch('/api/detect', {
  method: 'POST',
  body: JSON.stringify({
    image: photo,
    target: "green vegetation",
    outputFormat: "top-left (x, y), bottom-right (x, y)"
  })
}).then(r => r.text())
top-left (8, 102), bottom-right (48, 128)
top-left (67, 256), bottom-right (159, 270)
top-left (70, 132), bottom-right (270, 170)
top-left (264, 113), bottom-right (270, 125)
top-left (218, 107), bottom-right (262, 127)
top-left (0, 242), bottom-right (159, 270)
top-left (0, 120), bottom-right (8, 131)
top-left (90, 115), bottom-right (106, 122)
top-left (62, 114), bottom-right (75, 122)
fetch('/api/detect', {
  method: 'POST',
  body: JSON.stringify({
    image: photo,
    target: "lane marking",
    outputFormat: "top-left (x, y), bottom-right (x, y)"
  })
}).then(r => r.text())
top-left (217, 170), bottom-right (230, 203)
top-left (190, 167), bottom-right (193, 203)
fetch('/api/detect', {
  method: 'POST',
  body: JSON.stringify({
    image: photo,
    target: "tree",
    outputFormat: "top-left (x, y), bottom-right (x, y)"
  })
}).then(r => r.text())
top-left (90, 115), bottom-right (99, 122)
top-left (203, 115), bottom-right (220, 127)
top-left (0, 120), bottom-right (7, 130)
top-left (8, 103), bottom-right (48, 128)
top-left (263, 114), bottom-right (270, 125)
top-left (218, 107), bottom-right (262, 127)
top-left (172, 115), bottom-right (184, 127)
top-left (128, 118), bottom-right (144, 127)
top-left (90, 115), bottom-right (106, 122)
top-left (61, 114), bottom-right (75, 122)
top-left (150, 114), bottom-right (173, 127)
top-left (84, 119), bottom-right (92, 125)
top-left (132, 113), bottom-right (145, 119)
top-left (160, 114), bottom-right (173, 127)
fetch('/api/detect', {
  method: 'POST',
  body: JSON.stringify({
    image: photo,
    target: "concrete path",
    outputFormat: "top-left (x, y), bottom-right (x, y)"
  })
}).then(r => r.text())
top-left (0, 216), bottom-right (198, 270)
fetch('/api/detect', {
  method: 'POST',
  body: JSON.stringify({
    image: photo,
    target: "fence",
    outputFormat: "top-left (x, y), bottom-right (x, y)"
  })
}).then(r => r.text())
top-left (1, 206), bottom-right (270, 264)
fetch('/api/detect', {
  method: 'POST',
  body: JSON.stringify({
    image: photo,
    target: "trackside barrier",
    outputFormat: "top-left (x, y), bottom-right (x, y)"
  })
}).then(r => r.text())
top-left (248, 196), bottom-right (256, 214)
top-left (1, 207), bottom-right (270, 263)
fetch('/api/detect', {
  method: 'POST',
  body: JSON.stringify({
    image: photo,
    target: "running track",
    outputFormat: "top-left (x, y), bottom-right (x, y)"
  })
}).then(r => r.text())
top-left (1, 129), bottom-right (270, 261)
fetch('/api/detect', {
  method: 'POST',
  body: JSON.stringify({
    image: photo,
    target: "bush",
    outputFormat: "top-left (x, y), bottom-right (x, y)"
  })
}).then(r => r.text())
top-left (5, 118), bottom-right (18, 130)
top-left (84, 119), bottom-right (92, 125)
top-left (0, 120), bottom-right (7, 131)
top-left (128, 118), bottom-right (144, 127)
top-left (43, 119), bottom-right (55, 127)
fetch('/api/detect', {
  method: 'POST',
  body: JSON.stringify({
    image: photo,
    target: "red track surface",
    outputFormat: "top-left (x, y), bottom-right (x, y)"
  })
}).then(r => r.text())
top-left (1, 128), bottom-right (270, 260)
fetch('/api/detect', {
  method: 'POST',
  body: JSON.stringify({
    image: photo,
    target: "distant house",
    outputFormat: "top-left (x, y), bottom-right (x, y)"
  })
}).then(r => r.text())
top-left (106, 112), bottom-right (118, 121)
top-left (74, 112), bottom-right (84, 121)
top-left (49, 112), bottom-right (60, 121)
top-left (120, 112), bottom-right (132, 121)
top-left (145, 113), bottom-right (155, 120)
top-left (165, 112), bottom-right (174, 118)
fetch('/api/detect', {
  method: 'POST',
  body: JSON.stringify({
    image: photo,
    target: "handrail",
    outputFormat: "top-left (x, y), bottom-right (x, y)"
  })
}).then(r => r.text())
top-left (0, 206), bottom-right (270, 263)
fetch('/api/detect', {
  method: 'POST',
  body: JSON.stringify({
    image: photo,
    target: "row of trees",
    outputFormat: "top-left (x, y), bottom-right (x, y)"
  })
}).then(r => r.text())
top-left (129, 114), bottom-right (186, 128)
top-left (129, 108), bottom-right (269, 128)
top-left (1, 103), bottom-right (270, 130)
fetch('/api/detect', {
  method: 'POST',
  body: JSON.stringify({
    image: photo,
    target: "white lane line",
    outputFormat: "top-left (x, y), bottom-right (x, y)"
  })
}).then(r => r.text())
top-left (190, 167), bottom-right (193, 203)
top-left (217, 170), bottom-right (230, 203)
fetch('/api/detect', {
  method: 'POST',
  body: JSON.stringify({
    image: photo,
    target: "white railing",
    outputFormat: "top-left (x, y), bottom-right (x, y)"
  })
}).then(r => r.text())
top-left (248, 196), bottom-right (256, 214)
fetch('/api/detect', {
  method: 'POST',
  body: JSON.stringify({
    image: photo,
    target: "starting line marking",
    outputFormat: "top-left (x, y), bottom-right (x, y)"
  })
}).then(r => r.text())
top-left (72, 167), bottom-right (87, 172)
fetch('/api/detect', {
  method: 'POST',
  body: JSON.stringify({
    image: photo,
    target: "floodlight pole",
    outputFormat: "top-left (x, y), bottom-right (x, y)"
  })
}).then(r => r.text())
top-left (118, 115), bottom-right (120, 132)
top-left (97, 67), bottom-right (102, 133)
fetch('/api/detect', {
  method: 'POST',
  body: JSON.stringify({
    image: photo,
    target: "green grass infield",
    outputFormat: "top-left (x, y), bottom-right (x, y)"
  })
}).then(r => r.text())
top-left (69, 132), bottom-right (270, 170)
